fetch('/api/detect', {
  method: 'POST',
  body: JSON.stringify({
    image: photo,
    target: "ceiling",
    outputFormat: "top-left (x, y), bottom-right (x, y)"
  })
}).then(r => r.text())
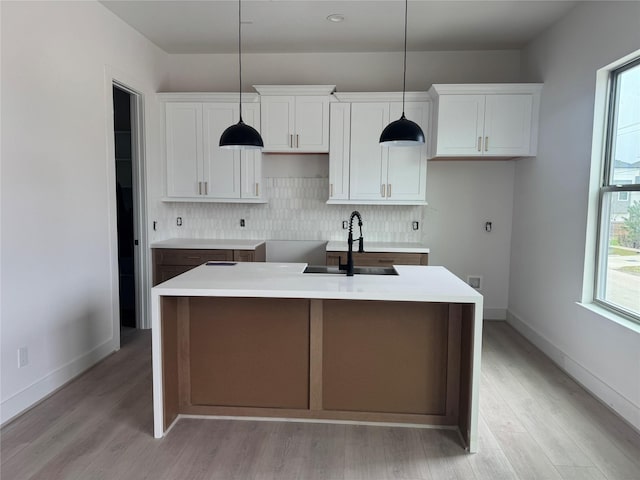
top-left (100, 0), bottom-right (578, 54)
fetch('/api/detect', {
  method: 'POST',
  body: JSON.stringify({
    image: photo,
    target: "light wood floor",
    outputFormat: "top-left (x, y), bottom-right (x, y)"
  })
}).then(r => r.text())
top-left (2, 322), bottom-right (639, 480)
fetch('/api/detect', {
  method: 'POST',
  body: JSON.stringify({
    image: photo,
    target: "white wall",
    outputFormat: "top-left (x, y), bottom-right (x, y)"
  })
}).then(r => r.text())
top-left (511, 1), bottom-right (640, 430)
top-left (165, 50), bottom-right (521, 92)
top-left (426, 161), bottom-right (515, 319)
top-left (0, 1), bottom-right (167, 423)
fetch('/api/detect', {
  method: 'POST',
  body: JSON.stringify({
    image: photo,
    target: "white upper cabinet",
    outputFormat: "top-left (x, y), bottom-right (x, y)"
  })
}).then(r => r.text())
top-left (428, 84), bottom-right (542, 159)
top-left (254, 85), bottom-right (335, 153)
top-left (349, 102), bottom-right (390, 201)
top-left (386, 102), bottom-right (428, 201)
top-left (328, 92), bottom-right (429, 205)
top-left (328, 103), bottom-right (351, 201)
top-left (202, 103), bottom-right (241, 199)
top-left (165, 102), bottom-right (203, 198)
top-left (160, 93), bottom-right (265, 203)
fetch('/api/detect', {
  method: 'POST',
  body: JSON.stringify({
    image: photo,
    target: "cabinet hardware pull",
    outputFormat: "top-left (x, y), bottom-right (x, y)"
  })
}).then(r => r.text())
top-left (378, 259), bottom-right (392, 263)
top-left (198, 181), bottom-right (202, 195)
top-left (387, 184), bottom-right (392, 198)
top-left (289, 134), bottom-right (293, 148)
top-left (330, 183), bottom-right (334, 197)
top-left (381, 184), bottom-right (386, 198)
top-left (477, 137), bottom-right (482, 152)
top-left (296, 134), bottom-right (299, 148)
top-left (187, 256), bottom-right (201, 259)
top-left (204, 182), bottom-right (208, 195)
top-left (255, 183), bottom-right (259, 196)
top-left (485, 136), bottom-right (489, 152)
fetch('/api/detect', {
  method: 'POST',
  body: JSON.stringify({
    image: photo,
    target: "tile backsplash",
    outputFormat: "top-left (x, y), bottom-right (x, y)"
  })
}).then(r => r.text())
top-left (157, 177), bottom-right (425, 243)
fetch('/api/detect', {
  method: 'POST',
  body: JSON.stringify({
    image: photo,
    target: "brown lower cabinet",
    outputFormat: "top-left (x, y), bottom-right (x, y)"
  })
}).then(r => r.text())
top-left (153, 245), bottom-right (266, 285)
top-left (326, 251), bottom-right (428, 267)
top-left (161, 296), bottom-right (472, 437)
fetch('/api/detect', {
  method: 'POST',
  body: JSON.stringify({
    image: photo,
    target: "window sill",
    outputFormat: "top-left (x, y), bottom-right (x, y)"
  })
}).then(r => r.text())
top-left (576, 302), bottom-right (640, 334)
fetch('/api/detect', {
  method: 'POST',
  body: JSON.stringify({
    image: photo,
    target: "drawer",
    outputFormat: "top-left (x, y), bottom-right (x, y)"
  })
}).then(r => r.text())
top-left (233, 250), bottom-right (255, 262)
top-left (154, 248), bottom-right (233, 266)
top-left (326, 251), bottom-right (428, 267)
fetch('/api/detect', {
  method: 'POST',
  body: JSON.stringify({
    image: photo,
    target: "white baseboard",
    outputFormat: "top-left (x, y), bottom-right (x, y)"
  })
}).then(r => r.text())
top-left (506, 310), bottom-right (640, 432)
top-left (0, 339), bottom-right (116, 426)
top-left (484, 308), bottom-right (507, 320)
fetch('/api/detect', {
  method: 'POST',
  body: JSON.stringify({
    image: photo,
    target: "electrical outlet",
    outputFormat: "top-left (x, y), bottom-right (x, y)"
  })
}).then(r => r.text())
top-left (176, 217), bottom-right (182, 227)
top-left (240, 219), bottom-right (245, 227)
top-left (18, 347), bottom-right (28, 368)
top-left (342, 220), bottom-right (348, 229)
top-left (412, 221), bottom-right (419, 231)
top-left (466, 275), bottom-right (483, 290)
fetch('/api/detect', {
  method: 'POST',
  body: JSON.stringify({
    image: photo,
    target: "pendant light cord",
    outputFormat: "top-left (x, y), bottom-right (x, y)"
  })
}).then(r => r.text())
top-left (401, 0), bottom-right (408, 117)
top-left (238, 0), bottom-right (243, 122)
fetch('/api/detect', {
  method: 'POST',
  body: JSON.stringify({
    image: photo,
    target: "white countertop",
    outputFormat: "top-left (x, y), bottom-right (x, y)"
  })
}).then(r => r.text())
top-left (151, 238), bottom-right (265, 250)
top-left (152, 262), bottom-right (480, 304)
top-left (326, 241), bottom-right (429, 254)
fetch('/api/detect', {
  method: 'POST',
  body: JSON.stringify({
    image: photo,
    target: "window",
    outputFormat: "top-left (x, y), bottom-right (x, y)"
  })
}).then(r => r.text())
top-left (595, 58), bottom-right (640, 320)
top-left (617, 180), bottom-right (631, 201)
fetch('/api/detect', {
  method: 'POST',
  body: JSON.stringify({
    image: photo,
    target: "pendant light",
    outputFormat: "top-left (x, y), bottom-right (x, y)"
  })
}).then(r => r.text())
top-left (220, 0), bottom-right (264, 149)
top-left (379, 0), bottom-right (425, 147)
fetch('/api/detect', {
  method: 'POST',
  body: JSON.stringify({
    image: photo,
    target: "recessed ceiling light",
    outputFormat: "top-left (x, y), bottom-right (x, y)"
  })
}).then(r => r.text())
top-left (326, 14), bottom-right (345, 23)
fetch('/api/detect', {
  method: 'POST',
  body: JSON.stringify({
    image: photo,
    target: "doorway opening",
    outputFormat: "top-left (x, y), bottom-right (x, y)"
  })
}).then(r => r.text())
top-left (113, 84), bottom-right (139, 333)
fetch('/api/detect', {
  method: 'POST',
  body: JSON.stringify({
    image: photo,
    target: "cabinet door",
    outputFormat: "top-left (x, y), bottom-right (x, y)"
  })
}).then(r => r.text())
top-left (435, 95), bottom-right (485, 156)
top-left (483, 94), bottom-right (533, 156)
top-left (349, 103), bottom-right (389, 201)
top-left (328, 103), bottom-right (351, 200)
top-left (386, 102), bottom-right (428, 202)
top-left (294, 96), bottom-right (330, 152)
top-left (239, 103), bottom-right (263, 199)
top-left (326, 251), bottom-right (426, 267)
top-left (233, 250), bottom-right (255, 262)
top-left (326, 253), bottom-right (342, 266)
top-left (202, 103), bottom-right (241, 199)
top-left (261, 96), bottom-right (295, 151)
top-left (165, 103), bottom-right (202, 197)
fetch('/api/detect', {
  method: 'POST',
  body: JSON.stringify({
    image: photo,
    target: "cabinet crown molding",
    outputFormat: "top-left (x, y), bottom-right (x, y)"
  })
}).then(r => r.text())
top-left (428, 84), bottom-right (543, 96)
top-left (333, 92), bottom-right (430, 103)
top-left (157, 92), bottom-right (260, 102)
top-left (253, 85), bottom-right (336, 96)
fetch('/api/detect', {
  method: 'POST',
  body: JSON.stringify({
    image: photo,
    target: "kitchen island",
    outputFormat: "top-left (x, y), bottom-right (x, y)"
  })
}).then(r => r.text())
top-left (151, 262), bottom-right (483, 452)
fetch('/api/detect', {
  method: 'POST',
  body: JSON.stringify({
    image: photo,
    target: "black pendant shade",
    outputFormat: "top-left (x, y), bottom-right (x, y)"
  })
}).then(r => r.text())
top-left (220, 119), bottom-right (263, 149)
top-left (380, 0), bottom-right (425, 147)
top-left (379, 113), bottom-right (425, 146)
top-left (219, 0), bottom-right (264, 150)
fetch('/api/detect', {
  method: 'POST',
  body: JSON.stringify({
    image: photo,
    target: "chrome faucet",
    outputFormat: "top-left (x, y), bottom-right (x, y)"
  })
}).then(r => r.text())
top-left (340, 211), bottom-right (364, 276)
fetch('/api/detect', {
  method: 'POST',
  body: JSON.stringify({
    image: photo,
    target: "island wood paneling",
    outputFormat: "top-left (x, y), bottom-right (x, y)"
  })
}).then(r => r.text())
top-left (322, 300), bottom-right (449, 415)
top-left (160, 296), bottom-right (179, 430)
top-left (309, 300), bottom-right (324, 410)
top-left (189, 297), bottom-right (310, 409)
top-left (459, 303), bottom-right (476, 447)
top-left (159, 296), bottom-right (471, 445)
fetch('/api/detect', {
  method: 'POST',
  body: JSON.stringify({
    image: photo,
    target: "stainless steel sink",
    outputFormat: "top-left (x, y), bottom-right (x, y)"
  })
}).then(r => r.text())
top-left (303, 265), bottom-right (398, 275)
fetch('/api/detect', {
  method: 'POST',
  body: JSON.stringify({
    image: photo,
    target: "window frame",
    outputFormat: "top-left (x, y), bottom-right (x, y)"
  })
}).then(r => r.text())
top-left (594, 56), bottom-right (640, 323)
